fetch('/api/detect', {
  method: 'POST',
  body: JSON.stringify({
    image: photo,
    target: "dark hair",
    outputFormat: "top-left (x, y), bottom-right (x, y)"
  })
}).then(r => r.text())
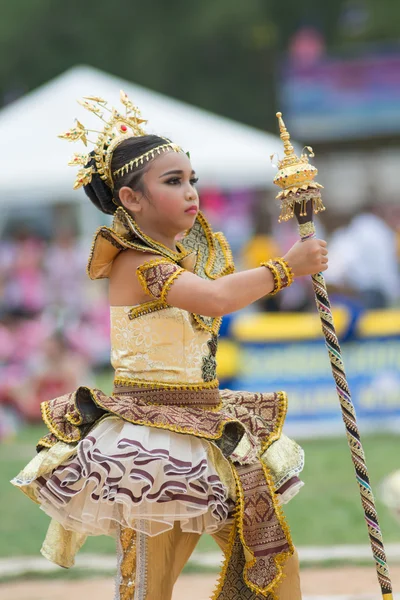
top-left (83, 135), bottom-right (169, 215)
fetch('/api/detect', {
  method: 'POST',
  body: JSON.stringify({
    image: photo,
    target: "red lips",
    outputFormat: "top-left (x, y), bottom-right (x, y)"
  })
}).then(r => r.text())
top-left (185, 205), bottom-right (198, 214)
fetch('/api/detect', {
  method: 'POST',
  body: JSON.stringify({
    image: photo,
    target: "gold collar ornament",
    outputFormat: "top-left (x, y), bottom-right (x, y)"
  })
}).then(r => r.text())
top-left (58, 91), bottom-right (182, 190)
top-left (272, 112), bottom-right (324, 222)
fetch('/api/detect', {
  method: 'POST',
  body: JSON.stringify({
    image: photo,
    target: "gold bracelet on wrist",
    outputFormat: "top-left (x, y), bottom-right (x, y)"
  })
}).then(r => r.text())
top-left (274, 257), bottom-right (294, 287)
top-left (261, 258), bottom-right (294, 296)
top-left (261, 261), bottom-right (281, 295)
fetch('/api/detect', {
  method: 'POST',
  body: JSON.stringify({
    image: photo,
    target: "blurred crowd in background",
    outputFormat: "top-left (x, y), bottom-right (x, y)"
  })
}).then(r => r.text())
top-left (1, 193), bottom-right (399, 437)
top-left (0, 226), bottom-right (109, 436)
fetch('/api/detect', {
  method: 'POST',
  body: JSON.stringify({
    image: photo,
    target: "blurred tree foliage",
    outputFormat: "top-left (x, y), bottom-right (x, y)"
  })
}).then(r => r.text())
top-left (1, 0), bottom-right (387, 130)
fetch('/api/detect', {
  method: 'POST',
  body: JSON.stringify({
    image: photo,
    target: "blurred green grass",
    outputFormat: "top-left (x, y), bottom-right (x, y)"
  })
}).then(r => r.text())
top-left (2, 422), bottom-right (400, 559)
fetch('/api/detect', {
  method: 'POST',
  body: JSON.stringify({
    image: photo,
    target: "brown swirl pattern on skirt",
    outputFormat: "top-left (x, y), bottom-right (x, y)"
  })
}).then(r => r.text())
top-left (34, 432), bottom-right (230, 537)
top-left (36, 386), bottom-right (292, 595)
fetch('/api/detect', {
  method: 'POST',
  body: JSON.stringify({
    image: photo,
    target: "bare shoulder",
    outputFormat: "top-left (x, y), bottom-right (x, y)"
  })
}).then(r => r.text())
top-left (111, 249), bottom-right (159, 276)
top-left (109, 250), bottom-right (160, 305)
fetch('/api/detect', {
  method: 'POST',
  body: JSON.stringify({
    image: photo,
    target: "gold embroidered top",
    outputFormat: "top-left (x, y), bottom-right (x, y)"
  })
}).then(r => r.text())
top-left (87, 208), bottom-right (235, 389)
top-left (111, 305), bottom-right (218, 388)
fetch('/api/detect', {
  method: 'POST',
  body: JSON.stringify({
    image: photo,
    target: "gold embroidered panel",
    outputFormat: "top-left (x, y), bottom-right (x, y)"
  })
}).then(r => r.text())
top-left (181, 213), bottom-right (235, 334)
top-left (110, 306), bottom-right (213, 385)
top-left (136, 259), bottom-right (184, 301)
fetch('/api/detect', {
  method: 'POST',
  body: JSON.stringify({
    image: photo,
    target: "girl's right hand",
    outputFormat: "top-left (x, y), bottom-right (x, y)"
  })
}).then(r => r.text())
top-left (283, 238), bottom-right (328, 277)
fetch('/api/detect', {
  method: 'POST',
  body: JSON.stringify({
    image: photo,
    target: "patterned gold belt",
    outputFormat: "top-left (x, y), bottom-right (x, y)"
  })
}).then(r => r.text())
top-left (113, 381), bottom-right (221, 408)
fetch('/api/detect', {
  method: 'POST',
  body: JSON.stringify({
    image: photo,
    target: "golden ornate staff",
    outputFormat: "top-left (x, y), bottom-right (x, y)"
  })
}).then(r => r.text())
top-left (272, 112), bottom-right (393, 600)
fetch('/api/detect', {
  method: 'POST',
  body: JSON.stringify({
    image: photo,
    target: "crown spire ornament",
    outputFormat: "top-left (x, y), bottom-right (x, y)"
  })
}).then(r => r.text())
top-left (272, 112), bottom-right (324, 222)
top-left (59, 91), bottom-right (181, 190)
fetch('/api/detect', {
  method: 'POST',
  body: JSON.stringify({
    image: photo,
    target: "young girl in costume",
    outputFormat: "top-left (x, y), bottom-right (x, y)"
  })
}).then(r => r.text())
top-left (12, 92), bottom-right (328, 600)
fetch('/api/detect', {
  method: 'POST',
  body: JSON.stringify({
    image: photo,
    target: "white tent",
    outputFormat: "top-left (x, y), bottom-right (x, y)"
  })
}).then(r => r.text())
top-left (0, 65), bottom-right (284, 205)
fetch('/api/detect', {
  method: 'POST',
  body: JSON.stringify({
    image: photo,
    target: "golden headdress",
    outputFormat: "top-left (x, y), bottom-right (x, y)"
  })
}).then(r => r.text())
top-left (59, 91), bottom-right (182, 190)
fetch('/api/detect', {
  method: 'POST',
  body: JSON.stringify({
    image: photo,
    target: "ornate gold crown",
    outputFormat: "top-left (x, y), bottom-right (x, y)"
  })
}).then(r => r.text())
top-left (59, 91), bottom-right (182, 190)
top-left (272, 112), bottom-right (324, 221)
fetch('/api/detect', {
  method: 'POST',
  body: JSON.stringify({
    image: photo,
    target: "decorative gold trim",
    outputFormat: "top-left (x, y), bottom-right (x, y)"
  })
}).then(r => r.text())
top-left (86, 225), bottom-right (163, 280)
top-left (192, 314), bottom-right (223, 335)
top-left (298, 221), bottom-right (316, 238)
top-left (257, 461), bottom-right (294, 597)
top-left (211, 520), bottom-right (238, 600)
top-left (90, 387), bottom-right (229, 440)
top-left (275, 257), bottom-right (294, 286)
top-left (113, 143), bottom-right (181, 180)
top-left (36, 436), bottom-right (55, 449)
top-left (113, 377), bottom-right (219, 390)
top-left (213, 231), bottom-right (235, 277)
top-left (136, 258), bottom-right (170, 296)
top-left (201, 213), bottom-right (217, 279)
top-left (260, 391), bottom-right (288, 454)
top-left (136, 258), bottom-right (184, 300)
top-left (229, 392), bottom-right (293, 598)
top-left (113, 385), bottom-right (222, 409)
top-left (261, 259), bottom-right (293, 296)
top-left (130, 212), bottom-right (191, 262)
top-left (262, 260), bottom-right (281, 295)
top-left (118, 527), bottom-right (137, 600)
top-left (66, 410), bottom-right (83, 426)
top-left (86, 207), bottom-right (192, 279)
top-left (128, 299), bottom-right (169, 320)
top-left (40, 401), bottom-right (80, 444)
top-left (180, 212), bottom-right (216, 277)
top-left (230, 465), bottom-right (256, 579)
top-left (160, 268), bottom-right (185, 303)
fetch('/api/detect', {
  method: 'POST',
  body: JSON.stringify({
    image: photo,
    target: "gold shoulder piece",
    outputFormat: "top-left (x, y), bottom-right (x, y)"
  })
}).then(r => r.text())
top-left (136, 258), bottom-right (185, 302)
top-left (87, 208), bottom-right (192, 280)
top-left (182, 212), bottom-right (235, 280)
top-left (181, 212), bottom-right (235, 334)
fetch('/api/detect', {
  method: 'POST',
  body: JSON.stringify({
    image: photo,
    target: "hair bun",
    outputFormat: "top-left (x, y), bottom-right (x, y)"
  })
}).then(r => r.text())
top-left (83, 151), bottom-right (116, 215)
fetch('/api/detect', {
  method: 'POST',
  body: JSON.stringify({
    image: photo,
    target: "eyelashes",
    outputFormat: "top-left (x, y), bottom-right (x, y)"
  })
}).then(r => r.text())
top-left (165, 177), bottom-right (199, 186)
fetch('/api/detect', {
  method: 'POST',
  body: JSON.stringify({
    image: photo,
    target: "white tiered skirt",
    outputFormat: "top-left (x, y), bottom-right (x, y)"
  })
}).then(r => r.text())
top-left (14, 416), bottom-right (232, 537)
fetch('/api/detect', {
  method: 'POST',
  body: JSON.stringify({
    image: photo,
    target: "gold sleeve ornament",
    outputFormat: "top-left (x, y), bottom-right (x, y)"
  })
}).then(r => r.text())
top-left (137, 258), bottom-right (185, 302)
top-left (261, 258), bottom-right (294, 295)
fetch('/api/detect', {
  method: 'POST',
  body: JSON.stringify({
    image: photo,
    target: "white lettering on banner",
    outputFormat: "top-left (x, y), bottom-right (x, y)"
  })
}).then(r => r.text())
top-left (359, 386), bottom-right (400, 409)
top-left (239, 340), bottom-right (400, 381)
top-left (240, 345), bottom-right (330, 379)
top-left (345, 340), bottom-right (400, 372)
top-left (285, 388), bottom-right (338, 414)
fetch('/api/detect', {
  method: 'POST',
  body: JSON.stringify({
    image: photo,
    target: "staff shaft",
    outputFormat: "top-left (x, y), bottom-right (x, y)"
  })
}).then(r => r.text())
top-left (300, 221), bottom-right (392, 598)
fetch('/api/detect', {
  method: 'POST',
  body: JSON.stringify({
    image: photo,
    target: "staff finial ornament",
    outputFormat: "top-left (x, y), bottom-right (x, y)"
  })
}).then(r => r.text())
top-left (272, 112), bottom-right (324, 222)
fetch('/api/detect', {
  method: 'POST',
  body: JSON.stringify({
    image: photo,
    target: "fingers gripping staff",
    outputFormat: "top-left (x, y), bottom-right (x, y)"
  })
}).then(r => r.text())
top-left (272, 112), bottom-right (394, 600)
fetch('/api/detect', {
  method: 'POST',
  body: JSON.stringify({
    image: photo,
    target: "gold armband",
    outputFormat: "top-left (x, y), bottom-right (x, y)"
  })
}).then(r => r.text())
top-left (261, 258), bottom-right (294, 296)
top-left (136, 258), bottom-right (185, 302)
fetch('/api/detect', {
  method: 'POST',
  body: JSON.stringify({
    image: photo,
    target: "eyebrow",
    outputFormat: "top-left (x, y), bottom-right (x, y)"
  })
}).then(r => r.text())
top-left (159, 169), bottom-right (196, 178)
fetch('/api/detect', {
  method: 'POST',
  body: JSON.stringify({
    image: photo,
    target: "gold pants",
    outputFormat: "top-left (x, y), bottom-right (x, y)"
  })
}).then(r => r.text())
top-left (116, 522), bottom-right (302, 600)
